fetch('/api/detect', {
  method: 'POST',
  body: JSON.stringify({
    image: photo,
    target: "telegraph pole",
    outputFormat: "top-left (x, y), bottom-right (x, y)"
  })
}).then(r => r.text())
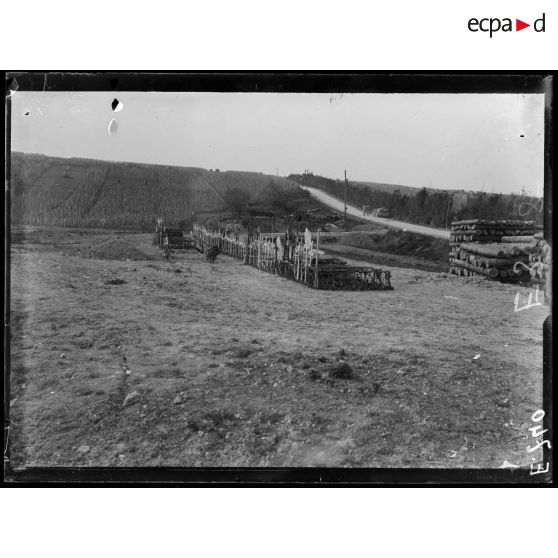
top-left (445, 193), bottom-right (453, 229)
top-left (344, 170), bottom-right (348, 220)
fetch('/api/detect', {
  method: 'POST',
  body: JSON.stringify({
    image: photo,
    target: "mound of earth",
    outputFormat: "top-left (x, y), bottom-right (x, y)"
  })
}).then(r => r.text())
top-left (341, 230), bottom-right (449, 264)
top-left (351, 223), bottom-right (386, 233)
top-left (351, 225), bottom-right (391, 237)
top-left (88, 237), bottom-right (151, 261)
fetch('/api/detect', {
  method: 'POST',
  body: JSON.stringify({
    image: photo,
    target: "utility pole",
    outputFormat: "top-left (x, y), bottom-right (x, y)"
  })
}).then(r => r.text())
top-left (445, 193), bottom-right (453, 230)
top-left (315, 228), bottom-right (321, 288)
top-left (344, 170), bottom-right (348, 220)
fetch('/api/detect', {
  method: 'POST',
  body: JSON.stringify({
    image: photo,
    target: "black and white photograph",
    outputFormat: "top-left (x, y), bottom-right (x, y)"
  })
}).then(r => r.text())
top-left (4, 73), bottom-right (553, 483)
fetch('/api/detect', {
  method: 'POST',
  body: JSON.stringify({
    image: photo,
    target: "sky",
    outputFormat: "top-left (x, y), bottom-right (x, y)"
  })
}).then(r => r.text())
top-left (10, 91), bottom-right (545, 195)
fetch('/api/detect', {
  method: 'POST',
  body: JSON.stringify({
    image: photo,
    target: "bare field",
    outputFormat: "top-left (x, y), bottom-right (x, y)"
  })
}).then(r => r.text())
top-left (9, 227), bottom-right (548, 468)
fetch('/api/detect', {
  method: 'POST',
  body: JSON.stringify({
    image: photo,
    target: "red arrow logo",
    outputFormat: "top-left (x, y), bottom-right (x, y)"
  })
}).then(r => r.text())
top-left (516, 19), bottom-right (530, 31)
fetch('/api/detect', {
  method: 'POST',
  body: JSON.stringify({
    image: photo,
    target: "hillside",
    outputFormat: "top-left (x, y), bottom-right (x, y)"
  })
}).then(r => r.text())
top-left (288, 173), bottom-right (543, 228)
top-left (289, 173), bottom-right (424, 196)
top-left (10, 153), bottom-right (302, 229)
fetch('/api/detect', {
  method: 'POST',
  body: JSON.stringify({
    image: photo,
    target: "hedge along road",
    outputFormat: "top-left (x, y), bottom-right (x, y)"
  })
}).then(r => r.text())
top-left (304, 186), bottom-right (451, 240)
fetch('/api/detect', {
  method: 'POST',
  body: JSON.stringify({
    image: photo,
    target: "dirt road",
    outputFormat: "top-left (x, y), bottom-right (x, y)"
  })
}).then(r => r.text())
top-left (304, 186), bottom-right (450, 239)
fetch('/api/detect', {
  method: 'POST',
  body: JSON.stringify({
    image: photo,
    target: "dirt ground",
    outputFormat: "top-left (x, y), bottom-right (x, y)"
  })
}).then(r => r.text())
top-left (8, 226), bottom-right (549, 469)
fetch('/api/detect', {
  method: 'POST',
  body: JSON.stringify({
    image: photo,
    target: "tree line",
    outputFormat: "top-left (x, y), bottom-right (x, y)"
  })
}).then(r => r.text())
top-left (289, 173), bottom-right (543, 227)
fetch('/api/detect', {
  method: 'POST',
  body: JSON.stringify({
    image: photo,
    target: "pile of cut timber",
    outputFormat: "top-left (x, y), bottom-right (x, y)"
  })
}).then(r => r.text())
top-left (165, 228), bottom-right (193, 249)
top-left (449, 220), bottom-right (542, 282)
top-left (450, 219), bottom-right (537, 242)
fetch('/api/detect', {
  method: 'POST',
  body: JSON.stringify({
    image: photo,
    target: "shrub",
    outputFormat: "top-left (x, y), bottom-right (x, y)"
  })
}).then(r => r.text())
top-left (330, 363), bottom-right (354, 379)
top-left (205, 246), bottom-right (221, 263)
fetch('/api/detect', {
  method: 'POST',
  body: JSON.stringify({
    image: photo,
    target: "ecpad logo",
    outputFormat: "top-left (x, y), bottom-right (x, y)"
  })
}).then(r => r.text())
top-left (468, 13), bottom-right (545, 37)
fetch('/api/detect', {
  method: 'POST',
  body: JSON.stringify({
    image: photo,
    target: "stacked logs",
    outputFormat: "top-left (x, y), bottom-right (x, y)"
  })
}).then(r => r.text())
top-left (154, 219), bottom-right (194, 251)
top-left (449, 220), bottom-right (542, 282)
top-left (165, 228), bottom-right (187, 249)
top-left (450, 219), bottom-right (538, 243)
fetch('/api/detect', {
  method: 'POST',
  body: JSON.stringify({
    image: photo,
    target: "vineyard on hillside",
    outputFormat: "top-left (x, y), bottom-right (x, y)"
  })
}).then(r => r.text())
top-left (10, 153), bottom-right (302, 229)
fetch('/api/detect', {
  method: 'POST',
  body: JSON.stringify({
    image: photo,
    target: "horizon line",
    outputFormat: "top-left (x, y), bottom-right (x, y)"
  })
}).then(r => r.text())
top-left (10, 150), bottom-right (540, 198)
